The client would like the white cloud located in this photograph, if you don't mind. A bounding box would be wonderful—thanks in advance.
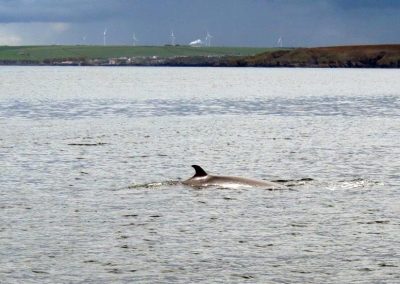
[0,22,75,45]
[0,25,23,45]
[50,22,70,33]
[0,33,22,45]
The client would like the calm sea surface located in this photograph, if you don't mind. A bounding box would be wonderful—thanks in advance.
[1,67,400,283]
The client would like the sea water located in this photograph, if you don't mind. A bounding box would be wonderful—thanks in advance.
[1,66,399,283]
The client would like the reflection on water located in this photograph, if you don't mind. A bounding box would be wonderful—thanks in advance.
[1,67,400,283]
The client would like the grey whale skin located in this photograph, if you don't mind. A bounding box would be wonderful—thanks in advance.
[182,165,287,189]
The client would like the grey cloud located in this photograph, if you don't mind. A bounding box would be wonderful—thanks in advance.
[0,0,399,46]
[0,0,133,23]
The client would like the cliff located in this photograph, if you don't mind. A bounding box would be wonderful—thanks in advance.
[235,45,400,68]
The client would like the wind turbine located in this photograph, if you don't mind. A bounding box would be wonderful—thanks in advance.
[205,31,213,47]
[277,36,283,48]
[132,33,138,46]
[82,35,87,45]
[103,28,107,46]
[170,30,176,46]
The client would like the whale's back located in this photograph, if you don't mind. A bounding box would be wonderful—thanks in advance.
[207,175,286,189]
[182,165,287,189]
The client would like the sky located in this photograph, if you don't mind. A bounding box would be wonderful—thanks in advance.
[0,0,399,47]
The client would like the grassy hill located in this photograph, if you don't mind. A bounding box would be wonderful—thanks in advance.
[240,44,400,67]
[0,45,278,62]
[2,44,399,67]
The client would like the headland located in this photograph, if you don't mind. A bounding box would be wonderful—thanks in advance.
[0,44,399,68]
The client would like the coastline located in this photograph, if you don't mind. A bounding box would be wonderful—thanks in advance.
[1,44,399,68]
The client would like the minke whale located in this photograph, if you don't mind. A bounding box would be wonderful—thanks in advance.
[182,165,287,189]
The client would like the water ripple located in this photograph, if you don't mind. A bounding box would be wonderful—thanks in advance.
[2,68,400,283]
[1,96,399,119]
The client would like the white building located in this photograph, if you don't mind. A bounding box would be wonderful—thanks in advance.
[189,39,204,47]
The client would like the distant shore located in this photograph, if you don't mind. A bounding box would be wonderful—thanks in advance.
[1,44,399,68]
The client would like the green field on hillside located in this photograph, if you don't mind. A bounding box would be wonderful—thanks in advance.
[0,45,279,62]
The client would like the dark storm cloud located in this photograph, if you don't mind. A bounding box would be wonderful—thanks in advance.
[0,0,399,46]
[334,0,400,10]
[0,0,133,23]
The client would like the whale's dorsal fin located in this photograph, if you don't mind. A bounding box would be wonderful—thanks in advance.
[192,165,208,177]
